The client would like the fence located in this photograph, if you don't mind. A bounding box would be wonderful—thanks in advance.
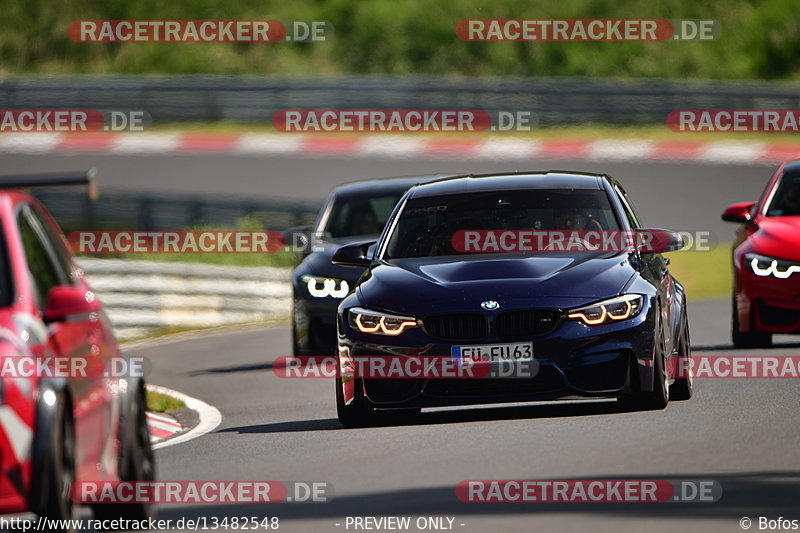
[3,75,800,125]
[32,189,319,232]
[80,258,291,340]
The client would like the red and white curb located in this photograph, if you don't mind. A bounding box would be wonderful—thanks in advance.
[145,384,222,450]
[1,132,798,165]
[147,411,182,443]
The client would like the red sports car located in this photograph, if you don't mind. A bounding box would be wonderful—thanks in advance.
[723,160,800,348]
[0,172,154,530]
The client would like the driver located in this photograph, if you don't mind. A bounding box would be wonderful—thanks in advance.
[554,208,603,231]
[348,202,382,235]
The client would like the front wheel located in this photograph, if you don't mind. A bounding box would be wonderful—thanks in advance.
[291,321,305,357]
[41,396,77,533]
[93,384,156,524]
[291,289,307,357]
[335,375,376,427]
[670,304,693,401]
[618,307,669,411]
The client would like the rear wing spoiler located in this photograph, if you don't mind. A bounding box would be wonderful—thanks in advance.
[0,168,98,199]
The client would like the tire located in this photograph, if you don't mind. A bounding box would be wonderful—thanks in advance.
[618,306,669,411]
[291,321,305,357]
[335,375,376,427]
[42,396,77,533]
[670,303,693,401]
[732,296,772,348]
[291,289,306,357]
[93,384,156,525]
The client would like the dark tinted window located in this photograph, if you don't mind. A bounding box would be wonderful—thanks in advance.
[384,189,620,258]
[18,208,68,310]
[29,205,74,283]
[323,193,403,238]
[0,225,13,308]
[766,172,800,216]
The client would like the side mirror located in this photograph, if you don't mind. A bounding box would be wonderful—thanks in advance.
[332,241,376,267]
[636,229,685,254]
[722,202,756,223]
[43,286,101,323]
[281,225,312,251]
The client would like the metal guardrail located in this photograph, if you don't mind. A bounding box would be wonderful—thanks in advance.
[3,75,800,125]
[80,258,291,340]
[32,189,319,232]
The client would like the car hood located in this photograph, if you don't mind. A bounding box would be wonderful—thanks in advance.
[751,216,800,262]
[358,253,638,315]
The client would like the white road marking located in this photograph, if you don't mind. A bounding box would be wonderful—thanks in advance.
[110,133,181,153]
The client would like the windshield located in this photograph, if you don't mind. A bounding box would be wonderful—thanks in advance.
[765,172,800,216]
[321,192,403,239]
[383,189,620,258]
[0,224,11,308]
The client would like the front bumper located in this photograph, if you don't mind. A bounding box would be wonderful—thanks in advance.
[339,304,658,409]
[736,264,800,334]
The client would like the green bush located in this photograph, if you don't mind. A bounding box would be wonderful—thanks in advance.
[1,0,798,79]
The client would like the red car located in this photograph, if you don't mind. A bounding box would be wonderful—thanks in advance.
[0,172,154,530]
[723,160,800,348]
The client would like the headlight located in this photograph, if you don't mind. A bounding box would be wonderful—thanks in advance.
[348,307,417,336]
[746,253,800,279]
[302,275,349,298]
[567,294,643,326]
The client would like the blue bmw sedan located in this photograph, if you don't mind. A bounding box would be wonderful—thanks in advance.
[332,171,693,426]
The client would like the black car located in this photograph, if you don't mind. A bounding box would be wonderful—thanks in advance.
[290,174,458,356]
[332,171,693,426]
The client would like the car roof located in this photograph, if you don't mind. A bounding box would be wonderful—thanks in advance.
[407,171,606,199]
[0,189,37,206]
[782,160,800,175]
[331,173,465,197]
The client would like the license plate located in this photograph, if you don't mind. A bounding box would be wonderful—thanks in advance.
[452,342,533,365]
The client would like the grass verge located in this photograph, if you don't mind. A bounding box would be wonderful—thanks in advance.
[667,245,731,301]
[145,390,186,413]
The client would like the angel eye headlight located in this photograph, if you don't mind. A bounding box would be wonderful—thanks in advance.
[302,275,349,298]
[567,294,643,326]
[745,253,800,279]
[349,307,417,336]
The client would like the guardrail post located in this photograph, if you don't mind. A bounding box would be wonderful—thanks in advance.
[140,196,154,231]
